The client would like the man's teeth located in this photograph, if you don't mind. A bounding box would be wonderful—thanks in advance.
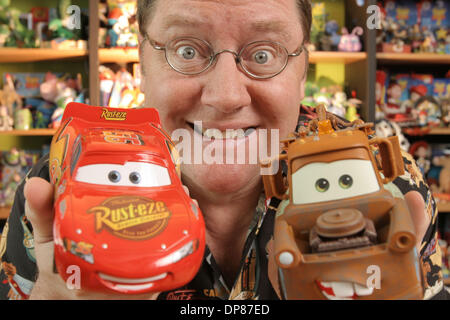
[200,127,256,139]
[318,281,374,300]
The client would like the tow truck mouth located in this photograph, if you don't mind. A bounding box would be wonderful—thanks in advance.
[98,272,168,292]
[186,122,257,139]
[316,280,374,300]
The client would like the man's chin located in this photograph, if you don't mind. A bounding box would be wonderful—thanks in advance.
[182,162,262,195]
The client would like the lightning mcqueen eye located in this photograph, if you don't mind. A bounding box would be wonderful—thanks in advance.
[108,170,121,183]
[129,172,141,184]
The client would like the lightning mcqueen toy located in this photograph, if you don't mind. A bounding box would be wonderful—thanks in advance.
[49,102,205,294]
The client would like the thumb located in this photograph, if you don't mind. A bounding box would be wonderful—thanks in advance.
[24,177,55,245]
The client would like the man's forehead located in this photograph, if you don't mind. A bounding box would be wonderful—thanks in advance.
[151,0,300,40]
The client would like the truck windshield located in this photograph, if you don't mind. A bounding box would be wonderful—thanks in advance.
[291,159,380,205]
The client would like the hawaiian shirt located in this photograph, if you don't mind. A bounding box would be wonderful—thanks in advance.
[0,105,447,300]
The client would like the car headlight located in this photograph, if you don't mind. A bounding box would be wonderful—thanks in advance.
[156,240,198,267]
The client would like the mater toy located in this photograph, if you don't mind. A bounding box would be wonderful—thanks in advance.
[261,105,423,300]
[49,102,205,294]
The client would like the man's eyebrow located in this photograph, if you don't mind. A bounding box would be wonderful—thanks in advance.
[161,15,292,42]
[161,14,210,30]
[250,20,292,42]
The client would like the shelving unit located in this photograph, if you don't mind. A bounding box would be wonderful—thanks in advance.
[0,207,10,220]
[0,48,88,63]
[99,48,139,64]
[376,53,450,65]
[309,51,367,64]
[0,129,56,136]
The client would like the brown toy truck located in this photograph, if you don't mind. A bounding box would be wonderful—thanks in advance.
[261,106,424,300]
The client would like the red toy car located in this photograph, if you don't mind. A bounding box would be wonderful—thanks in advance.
[49,102,205,294]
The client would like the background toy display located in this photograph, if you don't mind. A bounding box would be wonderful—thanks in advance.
[301,77,363,122]
[99,0,138,49]
[377,0,449,54]
[309,2,364,52]
[0,147,43,207]
[0,0,88,49]
[376,70,449,130]
[0,71,86,131]
[99,64,144,108]
[374,118,411,152]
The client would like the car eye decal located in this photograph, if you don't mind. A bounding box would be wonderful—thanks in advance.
[108,170,121,183]
[129,172,141,184]
[75,162,171,187]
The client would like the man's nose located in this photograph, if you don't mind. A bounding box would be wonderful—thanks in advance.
[200,51,252,114]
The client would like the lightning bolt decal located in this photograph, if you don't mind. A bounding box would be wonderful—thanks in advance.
[49,118,72,186]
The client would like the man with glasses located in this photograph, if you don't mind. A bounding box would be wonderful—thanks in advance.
[0,0,446,300]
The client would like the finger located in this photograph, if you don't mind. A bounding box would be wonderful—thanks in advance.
[24,177,55,245]
[182,185,190,196]
[404,190,429,250]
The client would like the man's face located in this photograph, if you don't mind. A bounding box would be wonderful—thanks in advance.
[140,0,306,196]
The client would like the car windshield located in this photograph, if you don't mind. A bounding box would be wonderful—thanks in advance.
[291,159,380,205]
[75,161,172,187]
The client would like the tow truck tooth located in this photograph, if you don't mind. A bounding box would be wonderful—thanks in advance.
[353,283,374,296]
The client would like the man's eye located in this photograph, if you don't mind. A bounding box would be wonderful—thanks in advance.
[177,46,196,60]
[253,50,271,64]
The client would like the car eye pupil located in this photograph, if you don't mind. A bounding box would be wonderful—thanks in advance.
[129,172,141,184]
[108,170,121,183]
[315,178,329,192]
[339,174,353,189]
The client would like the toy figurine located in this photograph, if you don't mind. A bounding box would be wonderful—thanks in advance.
[410,24,424,53]
[414,96,442,127]
[49,102,205,294]
[0,105,13,131]
[374,119,410,152]
[13,106,32,130]
[409,141,431,176]
[338,26,363,52]
[261,105,423,300]
[345,91,362,122]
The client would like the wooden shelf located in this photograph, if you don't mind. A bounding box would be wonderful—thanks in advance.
[99,48,139,64]
[437,202,450,213]
[97,49,368,65]
[444,278,450,287]
[427,127,450,136]
[0,206,10,220]
[0,48,88,63]
[376,53,450,65]
[0,129,56,136]
[309,51,367,64]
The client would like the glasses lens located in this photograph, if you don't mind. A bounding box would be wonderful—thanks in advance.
[240,41,289,78]
[166,38,213,74]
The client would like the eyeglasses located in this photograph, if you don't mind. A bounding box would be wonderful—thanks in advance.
[145,35,307,79]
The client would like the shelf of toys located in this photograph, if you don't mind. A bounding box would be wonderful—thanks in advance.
[374,1,450,282]
[305,0,376,122]
[0,48,88,63]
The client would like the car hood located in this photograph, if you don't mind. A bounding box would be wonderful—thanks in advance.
[66,184,195,256]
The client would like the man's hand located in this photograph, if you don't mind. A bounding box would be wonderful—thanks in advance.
[24,177,160,300]
[404,190,430,252]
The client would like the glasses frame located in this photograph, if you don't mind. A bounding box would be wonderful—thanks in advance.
[145,35,307,80]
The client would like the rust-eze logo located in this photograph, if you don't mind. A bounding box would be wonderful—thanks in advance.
[87,196,171,240]
[100,108,127,121]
